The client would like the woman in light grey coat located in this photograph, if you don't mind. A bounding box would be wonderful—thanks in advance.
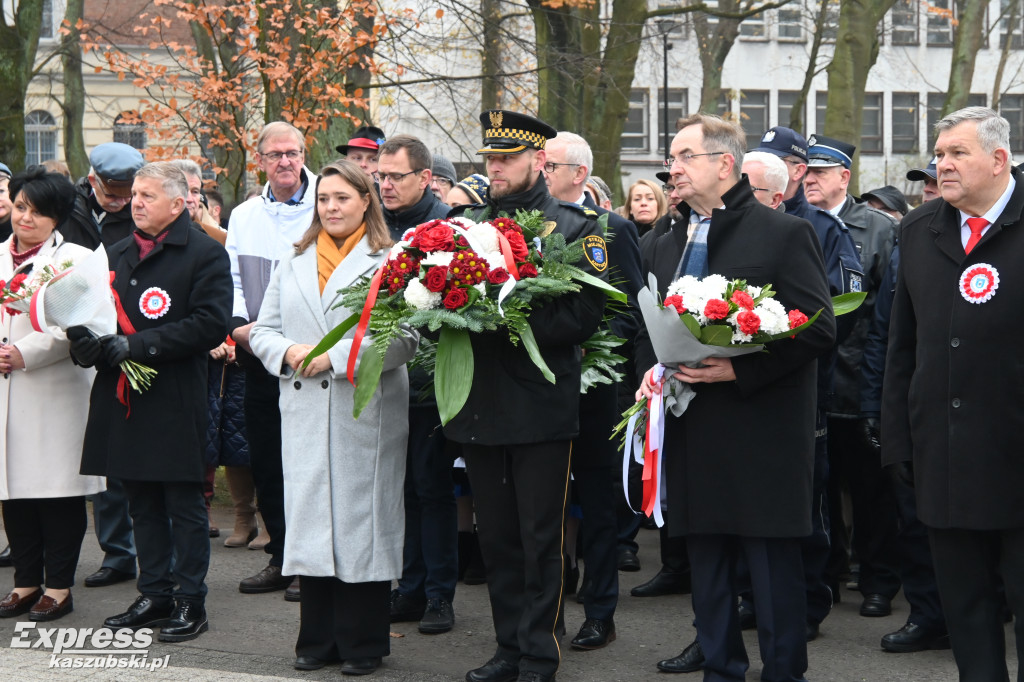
[250,160,416,676]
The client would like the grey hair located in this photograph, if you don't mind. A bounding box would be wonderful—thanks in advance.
[742,152,789,194]
[935,106,1011,155]
[676,113,746,182]
[134,162,188,201]
[589,175,612,202]
[256,121,305,154]
[169,158,202,180]
[552,131,593,184]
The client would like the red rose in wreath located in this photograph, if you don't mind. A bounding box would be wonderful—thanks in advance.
[518,262,538,279]
[443,286,469,310]
[417,225,456,252]
[424,266,449,293]
[487,267,510,284]
[505,232,529,261]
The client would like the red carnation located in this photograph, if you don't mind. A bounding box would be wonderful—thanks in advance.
[704,299,729,320]
[8,273,27,293]
[730,290,755,311]
[417,225,456,252]
[737,310,761,336]
[663,294,687,314]
[505,232,529,261]
[788,309,809,329]
[0,280,6,291]
[424,266,448,293]
[443,286,469,310]
[518,262,538,279]
[487,267,510,284]
[4,306,20,316]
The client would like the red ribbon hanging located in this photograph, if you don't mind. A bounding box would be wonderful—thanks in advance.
[494,231,521,281]
[108,271,138,417]
[346,266,385,386]
[641,414,659,519]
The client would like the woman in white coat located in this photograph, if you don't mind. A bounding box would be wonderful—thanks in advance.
[250,160,416,676]
[0,167,104,622]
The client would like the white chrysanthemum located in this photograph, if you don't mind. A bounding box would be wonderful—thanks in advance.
[746,284,762,298]
[666,275,699,298]
[483,253,506,270]
[404,278,442,310]
[755,298,789,335]
[448,216,476,230]
[474,282,487,295]
[389,242,409,259]
[701,274,729,296]
[466,223,500,254]
[422,251,454,267]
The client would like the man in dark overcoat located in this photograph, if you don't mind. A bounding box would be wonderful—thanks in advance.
[636,114,835,681]
[74,162,232,642]
[883,106,1024,681]
[447,110,609,682]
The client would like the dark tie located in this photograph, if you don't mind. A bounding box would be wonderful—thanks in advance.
[965,217,988,254]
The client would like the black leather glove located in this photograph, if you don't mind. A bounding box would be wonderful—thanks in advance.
[67,326,101,367]
[99,334,131,366]
[861,416,881,456]
[888,461,915,489]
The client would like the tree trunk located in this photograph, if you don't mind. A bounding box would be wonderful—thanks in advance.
[788,0,831,132]
[695,0,743,115]
[60,0,88,178]
[0,0,45,168]
[992,0,1021,111]
[942,0,988,116]
[824,0,896,193]
[481,0,502,111]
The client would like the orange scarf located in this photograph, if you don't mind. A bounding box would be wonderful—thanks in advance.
[317,223,366,294]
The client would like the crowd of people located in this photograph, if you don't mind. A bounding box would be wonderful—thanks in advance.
[0,104,1019,682]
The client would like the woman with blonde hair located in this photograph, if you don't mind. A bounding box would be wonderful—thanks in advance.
[625,178,668,237]
[250,160,417,676]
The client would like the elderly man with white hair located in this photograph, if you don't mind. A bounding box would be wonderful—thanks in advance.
[742,151,789,210]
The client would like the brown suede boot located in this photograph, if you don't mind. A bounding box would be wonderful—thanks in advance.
[223,466,258,548]
[248,513,271,550]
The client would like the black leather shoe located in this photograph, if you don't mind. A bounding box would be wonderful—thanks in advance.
[737,602,756,630]
[517,672,554,682]
[84,567,136,588]
[0,545,11,567]
[630,569,690,597]
[806,621,820,642]
[657,639,704,673]
[419,597,454,633]
[571,618,616,650]
[104,595,174,629]
[881,622,950,652]
[341,657,381,676]
[466,656,519,682]
[390,589,426,623]
[860,593,892,617]
[238,564,292,593]
[284,576,301,602]
[617,548,640,572]
[158,600,208,642]
[294,655,329,671]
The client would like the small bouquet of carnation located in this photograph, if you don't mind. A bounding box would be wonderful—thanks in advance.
[0,249,157,393]
[612,273,864,526]
[303,210,625,423]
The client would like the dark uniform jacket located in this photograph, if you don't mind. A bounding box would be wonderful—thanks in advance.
[445,176,608,446]
[81,210,232,483]
[382,188,449,242]
[60,177,137,249]
[832,195,897,416]
[636,178,836,537]
[883,170,1024,530]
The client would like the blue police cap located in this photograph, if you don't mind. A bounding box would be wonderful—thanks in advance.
[751,127,808,162]
[906,156,937,182]
[807,134,855,169]
[89,142,145,197]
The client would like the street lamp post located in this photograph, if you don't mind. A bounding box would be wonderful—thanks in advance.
[657,20,680,160]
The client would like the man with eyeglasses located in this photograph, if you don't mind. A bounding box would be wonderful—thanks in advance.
[376,134,459,637]
[449,110,609,682]
[638,114,834,680]
[544,131,643,653]
[227,121,316,603]
[803,134,901,627]
[741,151,788,210]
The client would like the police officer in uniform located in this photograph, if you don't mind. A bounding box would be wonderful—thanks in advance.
[803,134,900,619]
[448,110,609,682]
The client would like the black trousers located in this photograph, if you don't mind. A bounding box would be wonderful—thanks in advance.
[296,576,390,661]
[689,534,807,682]
[928,527,1024,682]
[892,477,944,631]
[2,496,87,589]
[122,480,209,604]
[244,370,286,567]
[463,441,571,678]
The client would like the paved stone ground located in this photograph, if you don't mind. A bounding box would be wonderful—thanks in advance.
[0,508,1017,681]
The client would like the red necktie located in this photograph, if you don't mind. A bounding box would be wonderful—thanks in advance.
[965,217,988,254]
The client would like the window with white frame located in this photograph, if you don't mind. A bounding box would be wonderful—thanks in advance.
[1001,0,1024,49]
[861,93,883,154]
[821,0,841,43]
[1000,95,1024,152]
[25,110,57,166]
[778,4,804,41]
[891,0,919,45]
[927,0,954,45]
[891,93,919,154]
[40,0,54,40]
[777,90,804,129]
[740,12,767,39]
[927,93,987,146]
[814,91,827,135]
[740,91,770,148]
[621,89,649,152]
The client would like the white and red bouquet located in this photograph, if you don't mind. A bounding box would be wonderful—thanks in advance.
[304,210,625,423]
[613,273,864,526]
[0,249,157,393]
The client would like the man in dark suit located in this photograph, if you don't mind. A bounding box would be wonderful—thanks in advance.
[883,106,1024,681]
[544,131,644,651]
[637,114,835,680]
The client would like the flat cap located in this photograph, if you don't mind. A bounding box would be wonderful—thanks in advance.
[90,142,145,197]
[861,185,909,216]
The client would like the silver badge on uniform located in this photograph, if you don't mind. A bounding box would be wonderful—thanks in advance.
[849,273,863,293]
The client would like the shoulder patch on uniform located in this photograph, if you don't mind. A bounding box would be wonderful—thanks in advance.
[560,201,597,217]
[583,235,608,272]
[849,272,863,292]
